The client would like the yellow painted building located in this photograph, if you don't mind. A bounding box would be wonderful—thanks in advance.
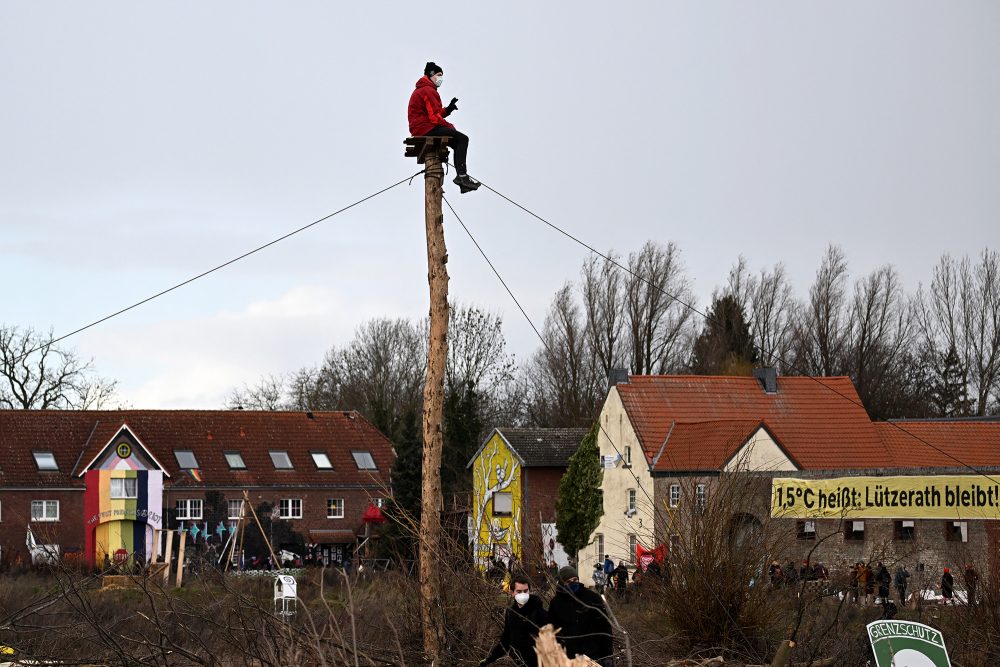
[469,430,523,569]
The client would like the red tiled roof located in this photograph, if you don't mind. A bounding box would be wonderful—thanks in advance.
[618,375,889,470]
[0,410,394,489]
[649,419,765,471]
[875,421,1000,469]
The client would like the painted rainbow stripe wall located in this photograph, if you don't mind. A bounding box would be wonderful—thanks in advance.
[83,469,163,567]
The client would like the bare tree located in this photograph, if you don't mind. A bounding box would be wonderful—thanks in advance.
[226,374,287,410]
[844,265,916,419]
[582,251,627,381]
[0,325,117,409]
[915,249,1000,415]
[528,283,602,427]
[792,245,850,376]
[624,241,696,375]
[724,257,798,370]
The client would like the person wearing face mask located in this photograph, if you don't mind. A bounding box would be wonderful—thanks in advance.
[407,61,480,193]
[480,574,549,667]
[547,566,614,666]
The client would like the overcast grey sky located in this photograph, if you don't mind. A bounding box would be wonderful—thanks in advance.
[2,1,998,408]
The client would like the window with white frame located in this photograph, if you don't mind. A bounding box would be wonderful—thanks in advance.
[628,534,637,563]
[845,520,865,541]
[327,498,344,518]
[31,500,59,522]
[175,499,203,520]
[797,520,817,540]
[279,498,303,519]
[227,499,244,520]
[595,533,604,558]
[493,492,513,516]
[695,483,706,508]
[33,451,58,471]
[945,521,968,542]
[669,483,680,508]
[627,488,637,513]
[311,452,333,469]
[110,478,138,499]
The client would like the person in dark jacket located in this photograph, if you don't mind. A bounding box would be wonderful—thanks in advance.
[480,574,549,667]
[612,561,629,597]
[876,563,891,603]
[407,61,480,193]
[548,566,614,666]
[894,565,910,606]
[941,567,955,602]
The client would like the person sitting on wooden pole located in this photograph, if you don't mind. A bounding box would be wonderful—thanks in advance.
[408,61,480,193]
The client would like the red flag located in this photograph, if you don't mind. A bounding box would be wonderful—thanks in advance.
[636,543,667,571]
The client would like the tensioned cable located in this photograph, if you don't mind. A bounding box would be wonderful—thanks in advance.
[467,172,1000,487]
[443,195,771,663]
[7,171,424,366]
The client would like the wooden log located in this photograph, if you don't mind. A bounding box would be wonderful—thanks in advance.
[534,625,600,667]
[418,145,448,662]
[163,530,174,586]
[175,531,187,587]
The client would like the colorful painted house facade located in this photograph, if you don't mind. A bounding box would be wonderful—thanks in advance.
[0,410,394,569]
[468,427,586,570]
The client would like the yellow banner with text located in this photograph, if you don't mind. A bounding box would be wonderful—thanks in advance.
[771,476,1000,519]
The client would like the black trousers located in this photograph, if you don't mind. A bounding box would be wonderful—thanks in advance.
[426,125,469,175]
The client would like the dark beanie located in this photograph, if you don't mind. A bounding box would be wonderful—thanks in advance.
[558,566,578,582]
[424,62,443,77]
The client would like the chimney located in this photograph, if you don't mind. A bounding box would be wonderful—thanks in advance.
[753,367,778,394]
[608,367,630,389]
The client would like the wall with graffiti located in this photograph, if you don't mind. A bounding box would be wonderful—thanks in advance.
[470,432,522,570]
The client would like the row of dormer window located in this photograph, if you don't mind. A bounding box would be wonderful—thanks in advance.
[29,449,378,472]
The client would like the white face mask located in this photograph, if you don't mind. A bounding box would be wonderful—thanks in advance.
[514,592,530,605]
[433,75,443,87]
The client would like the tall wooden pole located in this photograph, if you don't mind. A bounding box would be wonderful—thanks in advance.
[420,149,448,663]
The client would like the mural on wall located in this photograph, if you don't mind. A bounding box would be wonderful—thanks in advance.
[541,523,570,568]
[82,428,165,567]
[471,433,522,569]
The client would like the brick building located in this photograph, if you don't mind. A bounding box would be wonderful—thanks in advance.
[578,370,1000,585]
[0,410,393,568]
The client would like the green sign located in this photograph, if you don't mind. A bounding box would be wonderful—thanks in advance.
[867,620,952,667]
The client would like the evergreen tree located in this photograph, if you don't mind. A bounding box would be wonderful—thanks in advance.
[690,294,757,375]
[376,408,422,560]
[442,381,484,502]
[929,344,974,417]
[555,423,604,563]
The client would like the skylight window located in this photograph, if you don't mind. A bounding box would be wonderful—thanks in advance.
[174,450,199,469]
[311,452,333,469]
[269,451,293,469]
[33,451,58,471]
[225,452,246,469]
[352,451,377,470]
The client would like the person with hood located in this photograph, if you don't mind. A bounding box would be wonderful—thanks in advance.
[548,566,614,667]
[940,567,955,603]
[612,560,629,597]
[894,565,910,606]
[480,574,549,667]
[407,61,480,193]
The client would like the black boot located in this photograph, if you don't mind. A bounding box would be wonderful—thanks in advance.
[453,174,481,193]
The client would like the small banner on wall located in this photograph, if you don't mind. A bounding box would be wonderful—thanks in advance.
[867,620,952,667]
[771,476,1000,519]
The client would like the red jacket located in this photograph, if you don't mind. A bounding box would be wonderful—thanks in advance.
[408,76,454,136]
